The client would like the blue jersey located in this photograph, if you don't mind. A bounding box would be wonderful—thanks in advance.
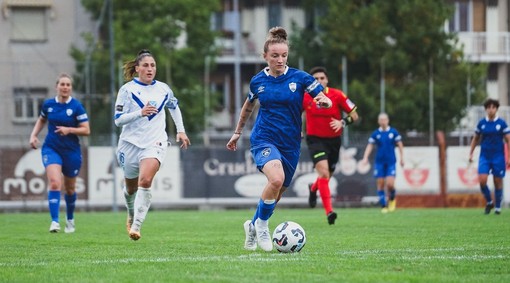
[248,66,323,151]
[368,126,402,164]
[40,96,89,151]
[475,117,510,159]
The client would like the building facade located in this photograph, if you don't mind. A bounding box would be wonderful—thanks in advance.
[0,0,94,147]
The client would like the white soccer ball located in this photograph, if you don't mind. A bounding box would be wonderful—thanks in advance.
[272,221,306,253]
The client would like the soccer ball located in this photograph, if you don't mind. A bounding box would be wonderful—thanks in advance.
[272,221,306,253]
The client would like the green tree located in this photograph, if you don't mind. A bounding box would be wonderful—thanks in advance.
[71,0,220,144]
[290,0,486,133]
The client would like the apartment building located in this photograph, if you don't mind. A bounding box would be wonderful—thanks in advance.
[449,0,510,131]
[207,0,306,135]
[0,0,94,147]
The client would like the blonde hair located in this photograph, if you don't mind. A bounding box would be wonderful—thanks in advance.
[122,49,154,81]
[263,26,289,53]
[56,73,73,85]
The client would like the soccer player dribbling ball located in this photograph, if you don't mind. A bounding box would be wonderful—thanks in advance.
[226,27,332,252]
[303,66,358,225]
[30,73,90,233]
[115,49,190,241]
[468,98,510,215]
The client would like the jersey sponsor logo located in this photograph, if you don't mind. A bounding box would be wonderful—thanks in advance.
[288,82,297,92]
[116,105,123,111]
[48,107,53,113]
[257,86,265,94]
[66,109,73,116]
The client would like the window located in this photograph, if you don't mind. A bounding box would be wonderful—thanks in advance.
[10,7,48,42]
[268,1,282,28]
[13,88,47,122]
[448,1,471,32]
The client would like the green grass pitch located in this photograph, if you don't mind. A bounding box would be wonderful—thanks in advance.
[1,208,509,282]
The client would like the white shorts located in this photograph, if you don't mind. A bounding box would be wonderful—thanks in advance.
[116,140,168,179]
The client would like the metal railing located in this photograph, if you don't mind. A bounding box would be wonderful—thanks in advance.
[457,32,510,62]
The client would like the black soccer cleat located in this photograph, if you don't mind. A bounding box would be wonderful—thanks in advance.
[327,212,337,225]
[308,184,317,208]
[495,210,501,215]
[484,203,494,215]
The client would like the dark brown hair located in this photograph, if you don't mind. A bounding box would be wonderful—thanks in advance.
[483,98,500,109]
[122,49,154,81]
[309,66,328,78]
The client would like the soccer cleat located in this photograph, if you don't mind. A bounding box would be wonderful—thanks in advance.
[243,220,257,251]
[49,221,60,233]
[308,183,317,208]
[129,229,141,241]
[126,215,133,233]
[327,211,337,225]
[484,203,494,215]
[388,199,397,212]
[495,209,501,215]
[254,219,273,252]
[64,219,75,233]
[381,207,389,214]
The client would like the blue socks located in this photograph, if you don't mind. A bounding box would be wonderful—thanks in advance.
[480,185,492,203]
[377,190,387,207]
[252,199,277,223]
[389,189,396,201]
[495,189,503,209]
[48,191,61,222]
[65,192,77,220]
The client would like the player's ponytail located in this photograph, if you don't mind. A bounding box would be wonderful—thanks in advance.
[122,49,154,82]
[263,26,289,53]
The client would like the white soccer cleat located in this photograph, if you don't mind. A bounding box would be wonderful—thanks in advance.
[243,220,257,251]
[49,221,60,233]
[255,218,273,252]
[65,219,75,233]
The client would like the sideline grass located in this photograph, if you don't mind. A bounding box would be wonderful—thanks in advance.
[1,208,509,282]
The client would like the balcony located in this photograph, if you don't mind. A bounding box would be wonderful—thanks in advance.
[214,32,265,64]
[457,32,510,62]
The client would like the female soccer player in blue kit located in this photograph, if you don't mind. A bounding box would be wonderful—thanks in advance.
[361,113,404,213]
[226,27,332,252]
[30,73,90,233]
[469,98,510,215]
[115,49,190,241]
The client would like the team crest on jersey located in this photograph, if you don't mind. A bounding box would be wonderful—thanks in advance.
[262,147,271,157]
[66,109,73,116]
[389,133,394,139]
[496,124,501,131]
[288,82,297,92]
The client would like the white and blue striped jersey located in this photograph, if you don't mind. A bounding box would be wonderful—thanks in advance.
[40,96,88,151]
[114,78,184,148]
[248,66,323,151]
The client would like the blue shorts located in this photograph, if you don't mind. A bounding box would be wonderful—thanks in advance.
[478,155,506,178]
[251,143,300,187]
[374,163,396,178]
[41,145,82,177]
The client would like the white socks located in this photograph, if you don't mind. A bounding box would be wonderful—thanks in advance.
[131,188,152,232]
[123,187,135,219]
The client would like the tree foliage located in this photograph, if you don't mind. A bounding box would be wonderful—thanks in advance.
[290,0,487,133]
[71,0,220,143]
